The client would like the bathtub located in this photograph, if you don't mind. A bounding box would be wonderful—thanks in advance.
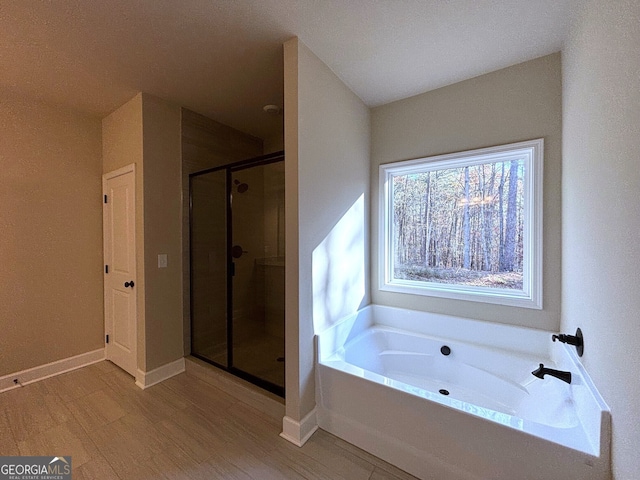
[315,305,611,480]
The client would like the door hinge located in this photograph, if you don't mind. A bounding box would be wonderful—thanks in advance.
[105,265,109,274]
[104,194,107,204]
[106,334,109,344]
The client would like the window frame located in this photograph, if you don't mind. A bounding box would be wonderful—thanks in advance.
[379,139,544,309]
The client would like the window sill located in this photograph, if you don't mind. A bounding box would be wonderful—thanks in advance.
[380,280,542,310]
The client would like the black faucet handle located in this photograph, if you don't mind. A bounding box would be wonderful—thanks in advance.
[552,333,577,345]
[551,328,584,357]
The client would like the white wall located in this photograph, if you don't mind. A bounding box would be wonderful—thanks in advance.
[562,1,640,478]
[103,93,184,374]
[371,54,562,332]
[141,94,183,371]
[0,91,103,376]
[283,37,370,433]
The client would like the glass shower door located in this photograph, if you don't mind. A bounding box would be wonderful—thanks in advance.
[190,170,228,368]
[230,160,285,394]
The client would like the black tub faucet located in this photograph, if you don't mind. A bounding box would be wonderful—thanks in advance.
[531,364,572,384]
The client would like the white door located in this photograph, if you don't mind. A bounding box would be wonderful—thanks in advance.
[103,165,137,376]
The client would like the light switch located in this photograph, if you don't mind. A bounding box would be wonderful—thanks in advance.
[158,254,168,268]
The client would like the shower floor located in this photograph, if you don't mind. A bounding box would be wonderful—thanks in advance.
[197,332,285,390]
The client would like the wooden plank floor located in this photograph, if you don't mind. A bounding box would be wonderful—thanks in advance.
[0,361,418,480]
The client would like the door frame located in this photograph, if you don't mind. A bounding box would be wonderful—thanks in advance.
[188,151,285,397]
[103,163,138,377]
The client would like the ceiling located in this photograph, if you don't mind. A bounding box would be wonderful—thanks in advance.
[0,1,573,141]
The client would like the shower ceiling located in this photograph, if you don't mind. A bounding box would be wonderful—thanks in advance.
[0,1,573,140]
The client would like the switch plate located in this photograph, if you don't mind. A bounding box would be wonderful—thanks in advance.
[158,254,168,268]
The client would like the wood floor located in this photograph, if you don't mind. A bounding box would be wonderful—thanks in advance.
[0,360,418,480]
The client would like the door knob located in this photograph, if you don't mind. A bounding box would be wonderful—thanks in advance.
[124,281,135,288]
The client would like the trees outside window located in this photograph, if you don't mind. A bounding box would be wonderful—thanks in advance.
[380,139,543,309]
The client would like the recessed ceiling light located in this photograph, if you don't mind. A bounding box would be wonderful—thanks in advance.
[263,104,281,115]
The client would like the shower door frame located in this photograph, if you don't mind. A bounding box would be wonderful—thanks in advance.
[189,151,285,397]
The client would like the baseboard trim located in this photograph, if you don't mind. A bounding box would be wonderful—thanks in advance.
[0,348,105,394]
[135,357,185,390]
[280,407,319,446]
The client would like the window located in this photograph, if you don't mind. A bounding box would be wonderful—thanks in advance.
[379,139,543,309]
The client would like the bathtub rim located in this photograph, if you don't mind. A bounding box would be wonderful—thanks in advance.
[317,304,562,362]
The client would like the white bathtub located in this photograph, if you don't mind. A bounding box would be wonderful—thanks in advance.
[316,305,611,480]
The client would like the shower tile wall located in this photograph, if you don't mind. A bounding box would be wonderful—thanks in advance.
[181,108,263,355]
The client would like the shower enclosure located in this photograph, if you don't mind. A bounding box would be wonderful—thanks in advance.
[190,152,285,396]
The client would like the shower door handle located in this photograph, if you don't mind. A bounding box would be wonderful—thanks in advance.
[231,245,248,258]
